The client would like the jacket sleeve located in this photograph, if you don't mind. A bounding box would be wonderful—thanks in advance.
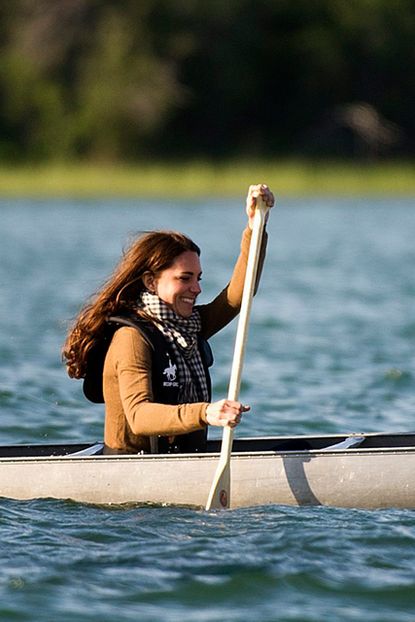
[103,327,208,436]
[198,225,268,339]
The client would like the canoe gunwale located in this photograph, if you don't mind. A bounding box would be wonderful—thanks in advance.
[2,431,415,463]
[1,444,415,464]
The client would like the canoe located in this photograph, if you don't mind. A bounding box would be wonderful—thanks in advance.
[1,432,415,509]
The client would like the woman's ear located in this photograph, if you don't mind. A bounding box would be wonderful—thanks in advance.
[142,272,156,293]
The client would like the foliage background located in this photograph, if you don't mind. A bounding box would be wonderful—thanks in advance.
[0,0,414,164]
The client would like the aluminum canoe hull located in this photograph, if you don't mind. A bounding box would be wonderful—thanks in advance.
[1,433,415,509]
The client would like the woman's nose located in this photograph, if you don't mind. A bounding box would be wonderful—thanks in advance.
[190,281,202,294]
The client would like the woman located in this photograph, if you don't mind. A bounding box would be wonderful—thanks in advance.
[63,184,274,454]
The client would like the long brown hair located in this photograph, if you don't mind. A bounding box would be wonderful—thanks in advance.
[63,230,200,379]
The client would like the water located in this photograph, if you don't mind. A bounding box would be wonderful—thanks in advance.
[1,196,415,621]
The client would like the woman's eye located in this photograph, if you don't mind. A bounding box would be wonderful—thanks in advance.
[178,275,202,282]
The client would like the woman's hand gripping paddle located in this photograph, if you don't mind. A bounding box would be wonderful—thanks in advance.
[205,196,269,510]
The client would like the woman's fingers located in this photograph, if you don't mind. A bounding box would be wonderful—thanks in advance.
[246,183,275,223]
[220,399,250,415]
[205,399,250,428]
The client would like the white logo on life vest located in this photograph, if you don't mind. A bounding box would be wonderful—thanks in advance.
[163,357,178,385]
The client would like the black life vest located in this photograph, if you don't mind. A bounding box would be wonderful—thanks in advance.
[83,314,213,453]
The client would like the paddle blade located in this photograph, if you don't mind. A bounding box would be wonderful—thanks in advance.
[205,458,231,510]
[205,427,233,510]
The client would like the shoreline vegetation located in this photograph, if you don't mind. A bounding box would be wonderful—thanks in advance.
[0,160,414,199]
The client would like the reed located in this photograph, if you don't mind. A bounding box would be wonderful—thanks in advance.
[0,160,414,198]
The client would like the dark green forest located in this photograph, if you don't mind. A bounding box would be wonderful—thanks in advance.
[0,0,414,163]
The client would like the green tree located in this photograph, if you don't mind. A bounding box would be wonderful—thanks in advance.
[0,0,413,161]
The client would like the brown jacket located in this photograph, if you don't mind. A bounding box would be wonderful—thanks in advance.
[103,226,267,453]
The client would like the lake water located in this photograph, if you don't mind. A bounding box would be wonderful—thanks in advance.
[1,195,415,621]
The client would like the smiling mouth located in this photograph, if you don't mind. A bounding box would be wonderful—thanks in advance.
[182,297,195,304]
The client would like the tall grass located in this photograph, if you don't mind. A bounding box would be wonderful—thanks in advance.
[0,160,414,198]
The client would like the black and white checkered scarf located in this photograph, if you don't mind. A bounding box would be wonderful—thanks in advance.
[139,291,209,403]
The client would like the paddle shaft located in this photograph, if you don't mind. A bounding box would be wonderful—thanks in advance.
[205,198,268,510]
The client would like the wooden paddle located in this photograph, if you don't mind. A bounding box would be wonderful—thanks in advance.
[205,195,269,510]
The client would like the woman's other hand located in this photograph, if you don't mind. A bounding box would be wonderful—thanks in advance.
[205,399,250,428]
[246,183,275,229]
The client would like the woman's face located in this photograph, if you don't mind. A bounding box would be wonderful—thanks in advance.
[152,251,202,317]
